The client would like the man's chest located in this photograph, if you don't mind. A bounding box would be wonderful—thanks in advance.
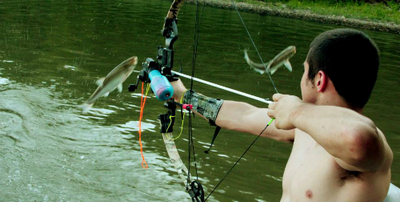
[280,130,389,202]
[281,131,341,201]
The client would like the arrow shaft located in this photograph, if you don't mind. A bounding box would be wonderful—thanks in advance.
[171,70,272,104]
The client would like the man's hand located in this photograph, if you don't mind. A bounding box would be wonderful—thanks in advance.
[267,94,304,130]
[170,79,187,103]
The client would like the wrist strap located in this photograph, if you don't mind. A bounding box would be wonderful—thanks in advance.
[183,90,224,123]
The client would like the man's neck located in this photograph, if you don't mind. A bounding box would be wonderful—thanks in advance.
[316,93,363,114]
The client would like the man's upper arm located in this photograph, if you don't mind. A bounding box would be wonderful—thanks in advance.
[334,128,392,173]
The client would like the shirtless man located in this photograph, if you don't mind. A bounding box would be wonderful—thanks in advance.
[170,28,393,201]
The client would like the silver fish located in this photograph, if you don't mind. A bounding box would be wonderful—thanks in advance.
[81,56,138,113]
[244,46,296,75]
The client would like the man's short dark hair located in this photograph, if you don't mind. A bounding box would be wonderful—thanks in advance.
[307,28,380,109]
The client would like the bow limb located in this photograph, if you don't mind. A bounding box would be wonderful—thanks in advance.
[166,0,184,19]
[158,101,191,188]
[162,133,190,187]
[163,0,185,30]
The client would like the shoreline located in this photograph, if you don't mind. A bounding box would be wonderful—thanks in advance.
[186,0,400,34]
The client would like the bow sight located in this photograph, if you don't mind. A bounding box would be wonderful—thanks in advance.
[128,17,179,100]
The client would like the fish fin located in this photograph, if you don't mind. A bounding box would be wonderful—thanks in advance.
[253,68,266,74]
[96,77,106,86]
[103,92,110,97]
[270,60,291,75]
[270,66,279,75]
[284,60,293,72]
[79,102,93,114]
[117,83,123,93]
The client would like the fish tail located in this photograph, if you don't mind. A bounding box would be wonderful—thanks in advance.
[79,102,93,114]
[244,49,269,74]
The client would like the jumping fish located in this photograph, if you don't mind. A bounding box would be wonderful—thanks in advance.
[244,46,296,75]
[81,56,138,113]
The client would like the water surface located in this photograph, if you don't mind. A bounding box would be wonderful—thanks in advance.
[0,0,399,201]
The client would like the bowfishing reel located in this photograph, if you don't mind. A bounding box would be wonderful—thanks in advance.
[128,18,179,101]
[128,57,177,101]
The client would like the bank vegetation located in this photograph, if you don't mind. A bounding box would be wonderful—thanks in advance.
[186,0,400,34]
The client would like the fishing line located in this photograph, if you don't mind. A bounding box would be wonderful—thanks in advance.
[230,0,279,94]
[166,114,186,141]
[139,82,151,169]
[166,91,190,141]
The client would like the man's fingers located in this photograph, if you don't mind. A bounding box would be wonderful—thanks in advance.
[268,102,276,109]
[272,93,283,102]
[267,109,275,118]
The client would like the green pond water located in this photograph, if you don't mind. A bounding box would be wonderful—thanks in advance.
[0,0,399,201]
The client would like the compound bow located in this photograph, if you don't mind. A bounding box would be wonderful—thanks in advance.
[129,0,280,201]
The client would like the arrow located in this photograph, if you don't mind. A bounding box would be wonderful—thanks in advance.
[171,70,273,104]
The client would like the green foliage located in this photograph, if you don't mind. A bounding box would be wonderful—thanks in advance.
[260,0,400,2]
[387,0,400,10]
[248,0,400,24]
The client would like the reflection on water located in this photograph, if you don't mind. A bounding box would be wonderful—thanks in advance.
[0,0,399,202]
[63,65,77,71]
[81,108,116,119]
[0,77,10,85]
[117,120,157,133]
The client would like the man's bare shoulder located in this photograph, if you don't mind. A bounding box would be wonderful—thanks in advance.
[329,127,392,201]
[376,127,393,172]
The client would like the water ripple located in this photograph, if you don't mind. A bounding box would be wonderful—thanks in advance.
[116,120,157,133]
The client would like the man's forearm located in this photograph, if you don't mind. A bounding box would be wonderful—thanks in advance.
[182,93,294,142]
[216,101,294,142]
[171,80,294,142]
[216,101,269,132]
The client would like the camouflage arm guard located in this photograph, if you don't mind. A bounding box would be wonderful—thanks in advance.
[182,90,224,124]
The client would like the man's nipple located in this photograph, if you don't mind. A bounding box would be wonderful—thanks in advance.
[306,190,313,198]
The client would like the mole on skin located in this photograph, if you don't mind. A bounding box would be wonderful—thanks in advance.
[306,190,313,198]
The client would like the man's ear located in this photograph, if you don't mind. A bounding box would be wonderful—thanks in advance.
[315,70,327,92]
